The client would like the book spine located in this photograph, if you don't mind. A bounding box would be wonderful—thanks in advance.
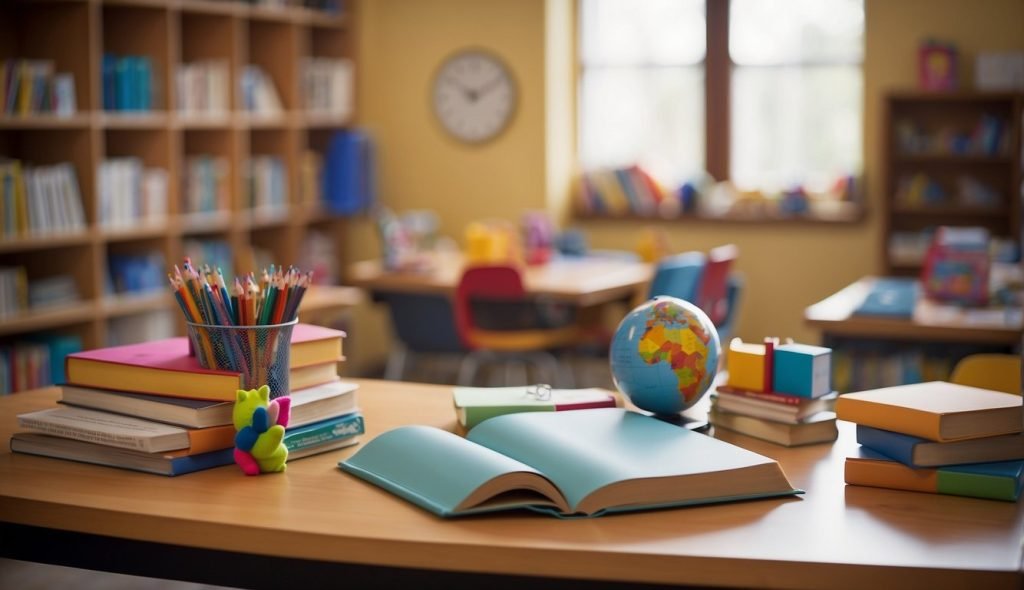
[17,415,153,452]
[285,414,364,452]
[855,425,918,467]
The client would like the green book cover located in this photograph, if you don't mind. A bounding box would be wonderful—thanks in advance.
[937,462,1024,502]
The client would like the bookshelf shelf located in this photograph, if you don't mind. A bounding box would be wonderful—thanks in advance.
[882,91,1023,275]
[1,0,358,383]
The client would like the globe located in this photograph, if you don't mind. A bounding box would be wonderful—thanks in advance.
[609,296,721,416]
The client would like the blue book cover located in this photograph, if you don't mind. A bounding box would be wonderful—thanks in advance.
[339,408,800,518]
[853,277,919,318]
[856,424,1024,468]
[102,54,117,111]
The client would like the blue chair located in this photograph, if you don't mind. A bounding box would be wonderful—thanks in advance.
[378,292,466,382]
[648,251,706,301]
[716,274,744,344]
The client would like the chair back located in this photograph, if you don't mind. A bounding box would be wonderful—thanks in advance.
[696,244,738,326]
[378,292,464,353]
[715,273,744,343]
[648,251,706,302]
[950,353,1021,395]
[454,265,527,349]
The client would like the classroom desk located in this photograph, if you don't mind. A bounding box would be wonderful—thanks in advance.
[804,276,1022,345]
[2,380,1023,590]
[348,251,652,308]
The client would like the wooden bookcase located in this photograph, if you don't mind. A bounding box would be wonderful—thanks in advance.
[881,91,1023,275]
[0,0,357,365]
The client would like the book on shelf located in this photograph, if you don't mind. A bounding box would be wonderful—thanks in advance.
[845,447,1024,502]
[240,65,282,115]
[64,324,345,401]
[245,156,289,213]
[855,425,1024,468]
[835,381,1022,442]
[0,159,86,239]
[339,408,800,518]
[852,277,919,319]
[2,59,76,116]
[176,60,229,115]
[709,409,838,447]
[102,54,154,112]
[98,158,168,228]
[9,432,234,477]
[712,386,836,424]
[301,57,353,118]
[60,378,357,429]
[452,385,619,429]
[17,405,235,454]
[286,411,364,459]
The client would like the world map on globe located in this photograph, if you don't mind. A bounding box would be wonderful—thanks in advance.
[610,297,720,415]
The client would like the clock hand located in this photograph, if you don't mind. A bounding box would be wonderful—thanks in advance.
[444,77,478,102]
[475,75,506,96]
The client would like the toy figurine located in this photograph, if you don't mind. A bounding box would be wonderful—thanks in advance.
[233,385,291,475]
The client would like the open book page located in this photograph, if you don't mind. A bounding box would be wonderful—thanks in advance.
[340,425,567,516]
[468,408,798,515]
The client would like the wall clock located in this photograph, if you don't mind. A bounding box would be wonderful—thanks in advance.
[431,48,517,144]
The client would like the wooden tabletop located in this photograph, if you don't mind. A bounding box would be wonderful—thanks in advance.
[804,276,1023,344]
[1,380,1022,589]
[347,251,652,307]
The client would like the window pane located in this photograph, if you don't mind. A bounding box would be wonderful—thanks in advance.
[579,67,705,186]
[730,66,862,192]
[581,0,706,66]
[730,0,864,65]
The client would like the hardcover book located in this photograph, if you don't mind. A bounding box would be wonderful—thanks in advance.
[17,405,234,453]
[286,412,364,459]
[65,328,342,401]
[9,432,234,476]
[339,408,800,518]
[713,387,835,424]
[845,447,1024,502]
[709,409,838,447]
[452,385,618,429]
[835,381,1022,442]
[58,379,358,429]
[855,425,1024,468]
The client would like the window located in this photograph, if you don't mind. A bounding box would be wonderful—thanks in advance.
[578,0,864,203]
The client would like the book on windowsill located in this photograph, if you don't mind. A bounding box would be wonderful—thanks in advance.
[58,379,358,429]
[9,432,234,476]
[855,425,1024,468]
[339,408,801,518]
[709,408,838,447]
[65,326,344,401]
[452,385,619,429]
[286,411,364,459]
[16,405,235,453]
[835,381,1022,442]
[844,446,1024,502]
[712,386,837,424]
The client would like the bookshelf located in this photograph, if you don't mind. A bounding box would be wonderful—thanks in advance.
[0,0,357,391]
[882,91,1023,274]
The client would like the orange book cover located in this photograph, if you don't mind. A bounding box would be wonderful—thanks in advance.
[185,423,236,455]
[845,453,937,493]
[835,381,1022,442]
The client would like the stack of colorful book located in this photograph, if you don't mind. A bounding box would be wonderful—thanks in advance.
[10,323,364,476]
[837,381,1024,502]
[709,338,838,447]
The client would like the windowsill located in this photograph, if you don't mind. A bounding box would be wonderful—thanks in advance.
[573,203,866,225]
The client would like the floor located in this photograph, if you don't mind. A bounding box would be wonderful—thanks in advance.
[0,559,238,589]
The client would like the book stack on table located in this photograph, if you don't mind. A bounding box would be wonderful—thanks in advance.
[10,324,364,476]
[837,381,1024,502]
[709,338,838,447]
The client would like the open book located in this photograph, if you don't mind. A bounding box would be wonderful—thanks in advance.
[339,408,800,518]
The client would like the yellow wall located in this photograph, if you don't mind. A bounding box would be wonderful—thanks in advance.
[344,0,1024,374]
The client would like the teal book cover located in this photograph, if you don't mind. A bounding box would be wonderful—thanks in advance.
[339,408,801,518]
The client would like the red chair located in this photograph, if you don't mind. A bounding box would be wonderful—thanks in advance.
[453,264,580,386]
[695,244,738,326]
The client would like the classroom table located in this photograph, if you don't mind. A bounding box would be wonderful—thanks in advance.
[804,275,1022,345]
[1,380,1022,590]
[347,251,653,308]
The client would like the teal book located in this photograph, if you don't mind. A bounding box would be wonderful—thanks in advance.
[285,412,364,459]
[339,408,801,518]
[845,447,1024,502]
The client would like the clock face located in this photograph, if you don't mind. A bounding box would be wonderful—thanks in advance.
[432,49,516,144]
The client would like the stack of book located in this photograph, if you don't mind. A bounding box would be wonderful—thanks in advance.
[709,338,839,447]
[10,323,365,476]
[837,381,1024,502]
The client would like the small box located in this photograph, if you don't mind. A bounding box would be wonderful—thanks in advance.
[773,344,831,399]
[726,340,768,392]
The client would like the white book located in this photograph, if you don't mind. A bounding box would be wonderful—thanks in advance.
[18,406,192,453]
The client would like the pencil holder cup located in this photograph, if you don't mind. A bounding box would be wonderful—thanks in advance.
[186,319,297,399]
